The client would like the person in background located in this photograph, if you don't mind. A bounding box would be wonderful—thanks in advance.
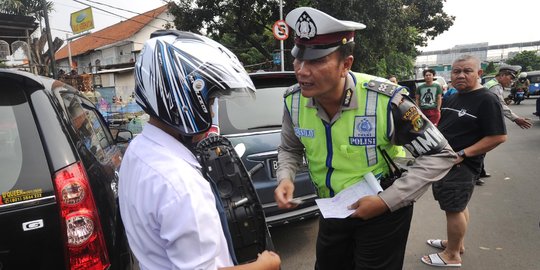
[416,69,443,126]
[422,54,507,268]
[442,83,457,101]
[119,30,280,270]
[507,72,530,104]
[388,74,398,84]
[480,65,532,185]
[274,7,456,270]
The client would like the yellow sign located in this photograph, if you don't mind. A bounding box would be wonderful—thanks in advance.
[70,7,94,34]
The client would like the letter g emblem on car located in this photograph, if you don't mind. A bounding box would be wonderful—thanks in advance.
[22,219,44,231]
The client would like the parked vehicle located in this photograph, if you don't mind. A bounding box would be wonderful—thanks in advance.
[218,71,319,227]
[433,76,448,91]
[397,78,425,99]
[0,70,134,269]
[525,70,540,97]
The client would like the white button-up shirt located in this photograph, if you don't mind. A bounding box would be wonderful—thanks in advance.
[119,123,233,270]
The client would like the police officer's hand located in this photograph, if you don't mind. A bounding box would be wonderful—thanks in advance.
[514,117,532,129]
[274,179,297,209]
[348,195,389,220]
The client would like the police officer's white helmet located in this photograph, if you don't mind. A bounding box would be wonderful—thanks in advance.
[519,72,528,79]
[134,30,255,136]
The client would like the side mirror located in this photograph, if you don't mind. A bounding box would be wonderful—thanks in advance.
[115,129,133,143]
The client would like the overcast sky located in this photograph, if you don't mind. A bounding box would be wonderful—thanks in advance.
[49,0,540,51]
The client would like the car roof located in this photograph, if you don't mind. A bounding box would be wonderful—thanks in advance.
[525,70,540,76]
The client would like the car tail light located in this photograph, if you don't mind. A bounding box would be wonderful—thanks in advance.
[53,162,110,270]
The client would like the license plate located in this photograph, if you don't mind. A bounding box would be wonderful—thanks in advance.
[269,157,309,179]
[269,158,278,179]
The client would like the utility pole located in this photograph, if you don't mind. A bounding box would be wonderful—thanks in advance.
[41,0,57,78]
[279,0,284,71]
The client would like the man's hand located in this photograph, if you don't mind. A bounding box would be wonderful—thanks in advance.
[348,195,389,220]
[254,251,281,270]
[514,117,532,129]
[274,179,297,209]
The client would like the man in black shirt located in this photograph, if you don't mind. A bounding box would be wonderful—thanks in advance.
[421,55,507,268]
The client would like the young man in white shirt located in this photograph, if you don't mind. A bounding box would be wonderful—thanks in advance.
[119,30,280,270]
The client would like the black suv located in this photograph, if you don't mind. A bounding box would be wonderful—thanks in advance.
[0,70,134,269]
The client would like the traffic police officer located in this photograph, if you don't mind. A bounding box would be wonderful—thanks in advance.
[274,7,457,270]
[484,65,531,129]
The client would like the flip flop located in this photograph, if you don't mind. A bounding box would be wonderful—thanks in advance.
[421,253,462,267]
[427,239,464,254]
[427,239,445,249]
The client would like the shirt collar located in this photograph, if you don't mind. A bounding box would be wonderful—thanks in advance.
[140,123,201,168]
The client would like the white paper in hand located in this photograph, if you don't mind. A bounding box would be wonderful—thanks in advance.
[315,172,383,219]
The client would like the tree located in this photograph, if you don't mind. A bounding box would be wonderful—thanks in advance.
[0,0,53,18]
[168,0,454,74]
[0,0,60,76]
[507,50,540,72]
[484,61,496,75]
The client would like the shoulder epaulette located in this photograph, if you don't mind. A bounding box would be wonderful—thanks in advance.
[283,83,301,98]
[364,79,401,97]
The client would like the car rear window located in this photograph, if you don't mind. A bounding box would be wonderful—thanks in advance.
[0,84,53,206]
[219,86,286,134]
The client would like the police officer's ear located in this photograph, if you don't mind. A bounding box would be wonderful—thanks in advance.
[341,55,354,78]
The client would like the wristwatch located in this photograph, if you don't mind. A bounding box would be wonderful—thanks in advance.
[457,149,467,158]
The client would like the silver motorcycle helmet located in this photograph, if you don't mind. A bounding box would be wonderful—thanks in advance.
[134,30,255,136]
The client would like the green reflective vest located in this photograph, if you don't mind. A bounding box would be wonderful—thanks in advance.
[285,72,404,198]
[484,78,499,90]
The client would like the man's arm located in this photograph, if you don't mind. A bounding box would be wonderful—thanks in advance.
[436,85,443,111]
[275,106,305,209]
[349,92,456,218]
[488,85,532,128]
[459,135,507,157]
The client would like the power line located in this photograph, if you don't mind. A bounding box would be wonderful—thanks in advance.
[78,0,173,24]
[72,0,163,31]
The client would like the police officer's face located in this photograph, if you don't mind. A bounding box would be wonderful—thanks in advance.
[451,59,483,91]
[499,73,515,88]
[293,51,352,99]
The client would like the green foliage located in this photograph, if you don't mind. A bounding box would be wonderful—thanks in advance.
[484,61,496,75]
[507,51,540,72]
[314,0,453,76]
[0,0,53,17]
[167,0,454,74]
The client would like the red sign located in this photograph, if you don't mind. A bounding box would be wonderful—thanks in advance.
[272,20,289,41]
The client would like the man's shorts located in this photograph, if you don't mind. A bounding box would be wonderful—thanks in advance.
[432,163,476,212]
[421,108,441,126]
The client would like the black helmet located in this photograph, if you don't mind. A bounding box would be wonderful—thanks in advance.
[135,30,255,136]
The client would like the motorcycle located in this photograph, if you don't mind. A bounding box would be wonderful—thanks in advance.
[513,89,525,105]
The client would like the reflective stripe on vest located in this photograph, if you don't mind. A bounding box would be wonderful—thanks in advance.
[484,78,499,90]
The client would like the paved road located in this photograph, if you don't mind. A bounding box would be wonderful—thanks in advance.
[270,97,540,270]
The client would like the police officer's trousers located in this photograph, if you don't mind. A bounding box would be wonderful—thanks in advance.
[314,205,413,270]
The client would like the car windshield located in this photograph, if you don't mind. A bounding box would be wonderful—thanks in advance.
[219,86,286,134]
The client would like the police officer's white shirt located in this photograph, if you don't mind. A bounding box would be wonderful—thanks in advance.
[119,123,233,270]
